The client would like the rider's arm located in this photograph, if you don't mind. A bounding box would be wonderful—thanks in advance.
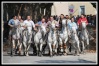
[23,20,27,28]
[31,21,37,31]
[85,18,88,25]
[35,21,41,27]
[75,23,78,30]
[77,18,81,26]
[8,19,14,27]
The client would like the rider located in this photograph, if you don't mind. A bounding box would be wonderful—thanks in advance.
[24,16,36,31]
[8,15,20,54]
[23,16,36,43]
[68,17,78,31]
[35,18,47,27]
[77,14,94,40]
[47,16,59,28]
[66,15,71,24]
[35,18,47,39]
[8,15,19,42]
[59,14,64,31]
[18,15,25,35]
[77,14,88,30]
[35,18,47,54]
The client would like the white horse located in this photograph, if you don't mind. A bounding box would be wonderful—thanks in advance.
[11,24,21,56]
[34,24,47,56]
[47,22,58,57]
[69,27,81,56]
[58,19,68,55]
[22,26,33,56]
[79,22,89,54]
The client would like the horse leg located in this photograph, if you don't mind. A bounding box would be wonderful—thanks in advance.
[59,38,63,53]
[63,43,67,56]
[53,41,57,56]
[15,39,20,54]
[72,43,78,56]
[48,43,52,57]
[76,41,80,56]
[52,44,54,56]
[39,43,43,56]
[35,44,39,56]
[63,38,68,56]
[12,39,16,55]
[23,41,27,56]
[81,41,85,54]
[42,43,47,54]
[32,44,36,55]
[26,43,31,56]
[86,38,89,51]
[19,42,22,55]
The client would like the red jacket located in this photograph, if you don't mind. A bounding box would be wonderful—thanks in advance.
[77,17,88,25]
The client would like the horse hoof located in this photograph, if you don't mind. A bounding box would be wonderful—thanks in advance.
[11,55,13,57]
[23,52,25,56]
[19,53,21,55]
[73,54,76,56]
[39,54,42,57]
[26,54,29,56]
[64,53,67,56]
[50,55,53,57]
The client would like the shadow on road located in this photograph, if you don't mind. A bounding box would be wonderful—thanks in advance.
[35,59,96,63]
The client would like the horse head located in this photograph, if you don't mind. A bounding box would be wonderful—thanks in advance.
[40,24,47,37]
[62,19,67,27]
[71,27,77,35]
[81,22,86,30]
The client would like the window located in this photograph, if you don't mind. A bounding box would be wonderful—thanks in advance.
[79,6,85,15]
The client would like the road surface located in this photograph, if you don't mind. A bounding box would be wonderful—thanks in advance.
[2,48,97,65]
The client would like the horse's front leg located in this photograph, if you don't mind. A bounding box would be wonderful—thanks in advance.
[76,41,80,56]
[63,38,68,56]
[11,39,16,56]
[86,38,89,51]
[15,39,20,54]
[59,38,63,53]
[18,41,22,55]
[26,43,31,56]
[35,44,39,56]
[81,41,85,54]
[23,40,27,56]
[39,43,43,57]
[52,41,57,55]
[48,43,52,57]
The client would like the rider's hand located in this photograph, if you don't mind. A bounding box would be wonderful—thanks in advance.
[10,25,14,27]
[23,26,27,28]
[34,28,38,32]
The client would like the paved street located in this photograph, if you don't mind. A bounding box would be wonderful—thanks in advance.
[2,49,97,64]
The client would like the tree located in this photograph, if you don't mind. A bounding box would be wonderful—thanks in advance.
[3,3,53,23]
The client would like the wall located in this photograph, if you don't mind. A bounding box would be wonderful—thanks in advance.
[68,2,96,15]
[51,2,97,16]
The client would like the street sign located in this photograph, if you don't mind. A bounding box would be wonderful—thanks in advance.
[69,4,74,14]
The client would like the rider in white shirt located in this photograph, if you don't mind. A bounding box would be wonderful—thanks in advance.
[24,16,36,34]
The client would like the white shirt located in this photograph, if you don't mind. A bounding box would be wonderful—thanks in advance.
[19,21,25,30]
[24,20,35,34]
[13,19,20,26]
[66,19,71,25]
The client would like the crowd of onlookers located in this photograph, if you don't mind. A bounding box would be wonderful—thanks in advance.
[51,14,96,26]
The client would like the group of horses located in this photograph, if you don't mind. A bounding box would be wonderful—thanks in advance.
[9,19,89,57]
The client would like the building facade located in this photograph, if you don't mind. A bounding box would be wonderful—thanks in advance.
[51,2,97,16]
